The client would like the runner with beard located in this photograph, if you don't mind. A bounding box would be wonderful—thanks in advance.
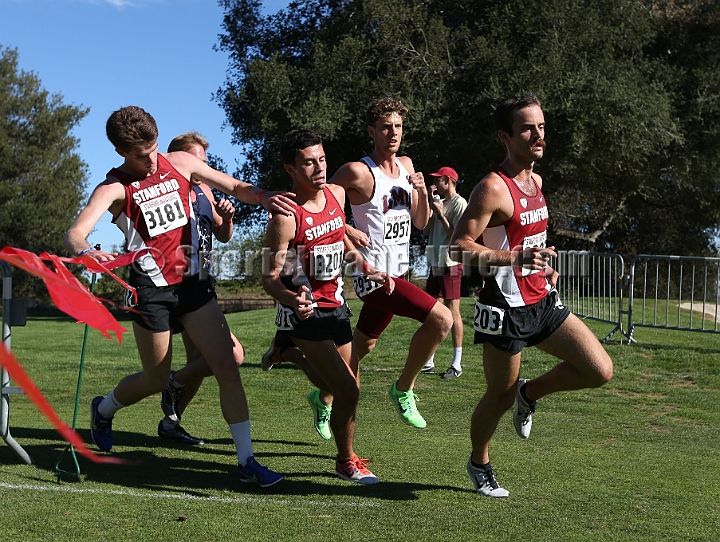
[451,92,613,498]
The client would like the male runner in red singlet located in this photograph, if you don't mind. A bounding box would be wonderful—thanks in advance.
[262,129,389,484]
[451,92,613,497]
[65,106,295,487]
[331,97,453,429]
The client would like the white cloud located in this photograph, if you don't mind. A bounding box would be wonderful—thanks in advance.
[104,0,137,6]
[78,0,166,9]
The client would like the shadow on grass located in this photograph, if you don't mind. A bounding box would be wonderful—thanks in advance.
[0,428,465,501]
[1,427,314,462]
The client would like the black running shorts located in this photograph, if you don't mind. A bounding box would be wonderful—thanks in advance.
[274,303,353,346]
[473,289,570,354]
[127,275,217,332]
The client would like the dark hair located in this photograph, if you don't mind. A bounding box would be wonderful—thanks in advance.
[492,92,542,136]
[280,129,323,164]
[365,96,408,127]
[167,131,209,153]
[105,106,158,151]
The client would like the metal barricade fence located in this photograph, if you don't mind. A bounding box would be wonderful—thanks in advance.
[627,255,720,341]
[1,261,33,464]
[553,251,629,343]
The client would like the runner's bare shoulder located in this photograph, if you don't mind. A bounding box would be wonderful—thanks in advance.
[397,155,414,173]
[331,160,372,187]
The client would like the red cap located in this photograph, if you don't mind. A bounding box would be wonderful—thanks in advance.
[429,166,458,181]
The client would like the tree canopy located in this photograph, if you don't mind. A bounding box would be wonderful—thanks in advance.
[215,0,720,257]
[0,46,89,298]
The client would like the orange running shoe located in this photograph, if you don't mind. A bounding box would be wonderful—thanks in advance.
[336,454,378,485]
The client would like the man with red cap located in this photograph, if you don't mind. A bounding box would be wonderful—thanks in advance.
[421,167,468,378]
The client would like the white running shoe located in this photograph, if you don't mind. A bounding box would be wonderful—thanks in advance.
[513,378,536,439]
[466,457,509,498]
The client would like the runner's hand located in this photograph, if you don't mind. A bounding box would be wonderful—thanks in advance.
[546,266,559,287]
[407,172,427,196]
[259,190,297,217]
[78,248,118,263]
[382,275,395,294]
[215,198,236,222]
[346,224,370,248]
[293,285,315,320]
[516,245,557,270]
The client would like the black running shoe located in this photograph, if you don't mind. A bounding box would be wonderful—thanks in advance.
[161,371,184,422]
[157,421,204,445]
[441,367,462,379]
[261,339,284,371]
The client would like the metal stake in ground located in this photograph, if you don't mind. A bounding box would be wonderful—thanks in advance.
[54,270,97,482]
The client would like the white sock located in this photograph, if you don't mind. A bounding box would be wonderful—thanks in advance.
[229,420,254,466]
[451,347,463,370]
[98,389,124,418]
[423,354,435,368]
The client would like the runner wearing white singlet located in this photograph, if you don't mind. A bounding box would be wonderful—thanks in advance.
[331,97,453,429]
[351,155,413,279]
[264,98,453,431]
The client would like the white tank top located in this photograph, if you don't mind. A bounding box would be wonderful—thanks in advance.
[352,156,413,277]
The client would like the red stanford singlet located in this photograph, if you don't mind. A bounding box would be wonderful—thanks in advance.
[111,154,195,287]
[283,186,345,308]
[478,166,551,308]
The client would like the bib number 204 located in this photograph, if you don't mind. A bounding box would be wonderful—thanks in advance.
[473,301,504,335]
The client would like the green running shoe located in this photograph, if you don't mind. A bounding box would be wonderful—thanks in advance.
[388,380,426,428]
[307,389,332,440]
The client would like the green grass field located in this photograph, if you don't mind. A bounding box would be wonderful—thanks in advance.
[1,299,719,541]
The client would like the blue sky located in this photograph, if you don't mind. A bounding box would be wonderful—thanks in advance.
[1,0,289,250]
